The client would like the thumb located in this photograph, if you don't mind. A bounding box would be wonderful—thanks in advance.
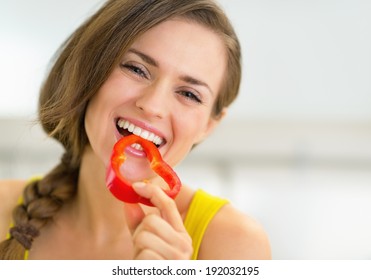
[123,202,145,236]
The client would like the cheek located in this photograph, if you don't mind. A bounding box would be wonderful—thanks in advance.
[167,121,206,168]
[174,112,210,147]
[84,97,113,165]
[84,101,98,144]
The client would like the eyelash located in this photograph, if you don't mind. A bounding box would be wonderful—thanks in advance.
[120,63,203,104]
[121,63,148,79]
[178,90,203,104]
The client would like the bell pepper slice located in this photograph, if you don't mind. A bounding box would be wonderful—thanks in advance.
[106,134,181,206]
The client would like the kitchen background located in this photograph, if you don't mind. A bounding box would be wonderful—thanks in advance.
[1,0,370,259]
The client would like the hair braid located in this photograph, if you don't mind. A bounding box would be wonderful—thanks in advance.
[0,152,78,259]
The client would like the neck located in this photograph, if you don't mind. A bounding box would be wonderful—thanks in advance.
[68,146,129,241]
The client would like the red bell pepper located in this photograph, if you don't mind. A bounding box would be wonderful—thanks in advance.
[106,134,181,206]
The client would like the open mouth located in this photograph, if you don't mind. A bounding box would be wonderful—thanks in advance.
[116,118,166,150]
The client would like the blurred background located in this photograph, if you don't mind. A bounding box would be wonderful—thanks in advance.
[1,0,370,259]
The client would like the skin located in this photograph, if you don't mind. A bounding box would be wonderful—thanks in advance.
[84,18,226,181]
[0,19,271,259]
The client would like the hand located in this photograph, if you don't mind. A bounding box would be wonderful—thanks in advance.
[124,182,193,260]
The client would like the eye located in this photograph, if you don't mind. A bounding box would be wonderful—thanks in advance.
[120,63,149,79]
[178,90,203,104]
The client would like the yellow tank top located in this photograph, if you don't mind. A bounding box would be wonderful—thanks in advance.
[7,186,227,260]
[184,189,229,260]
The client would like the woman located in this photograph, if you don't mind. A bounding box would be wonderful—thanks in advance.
[0,0,271,259]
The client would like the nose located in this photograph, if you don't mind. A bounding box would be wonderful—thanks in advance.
[135,82,171,119]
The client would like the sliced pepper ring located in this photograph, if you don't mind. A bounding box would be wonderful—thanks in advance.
[106,134,182,206]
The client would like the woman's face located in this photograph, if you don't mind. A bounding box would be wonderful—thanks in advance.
[85,18,227,181]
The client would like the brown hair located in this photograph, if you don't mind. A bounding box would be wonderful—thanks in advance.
[0,0,241,259]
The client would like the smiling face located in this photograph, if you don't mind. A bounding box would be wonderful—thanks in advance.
[84,18,227,181]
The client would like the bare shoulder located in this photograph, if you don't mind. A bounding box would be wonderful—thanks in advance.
[198,204,271,260]
[0,180,27,239]
[0,179,26,205]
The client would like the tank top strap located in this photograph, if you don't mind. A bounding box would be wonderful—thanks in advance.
[184,189,229,260]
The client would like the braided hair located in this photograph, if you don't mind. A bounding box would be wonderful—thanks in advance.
[0,153,78,259]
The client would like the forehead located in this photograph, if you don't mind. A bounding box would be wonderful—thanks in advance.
[128,18,227,96]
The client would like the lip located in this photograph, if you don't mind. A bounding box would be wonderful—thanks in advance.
[125,144,147,158]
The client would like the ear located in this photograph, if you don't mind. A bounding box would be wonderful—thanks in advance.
[196,108,227,144]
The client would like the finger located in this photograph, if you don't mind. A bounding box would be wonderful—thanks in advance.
[133,229,176,259]
[132,182,184,232]
[132,214,193,259]
[135,248,165,260]
[132,213,177,246]
[123,202,145,236]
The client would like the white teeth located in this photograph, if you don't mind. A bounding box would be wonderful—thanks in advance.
[153,136,163,146]
[140,130,149,139]
[133,126,141,136]
[117,119,164,147]
[128,123,135,133]
[118,119,125,128]
[131,143,143,151]
[148,133,155,142]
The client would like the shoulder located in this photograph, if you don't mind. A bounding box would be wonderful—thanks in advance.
[198,203,271,260]
[0,180,27,239]
[0,179,26,205]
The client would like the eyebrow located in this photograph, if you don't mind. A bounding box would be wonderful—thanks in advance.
[179,75,213,96]
[128,48,213,96]
[128,48,158,67]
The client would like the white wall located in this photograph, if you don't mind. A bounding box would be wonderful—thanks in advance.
[220,0,371,121]
[1,0,371,259]
[1,0,370,120]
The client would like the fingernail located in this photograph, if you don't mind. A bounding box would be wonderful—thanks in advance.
[132,182,147,189]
